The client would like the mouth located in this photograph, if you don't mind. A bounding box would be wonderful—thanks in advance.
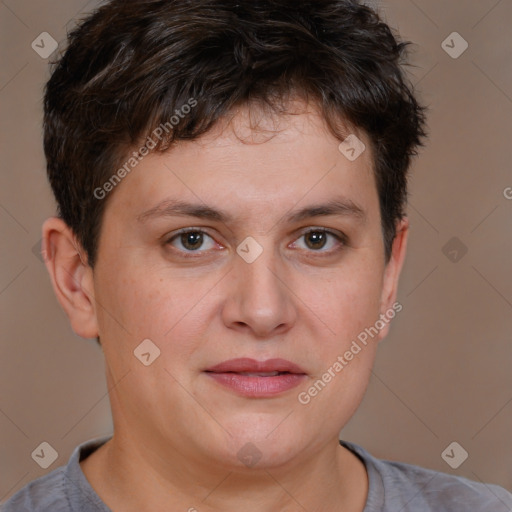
[204,358,307,398]
[230,371,286,377]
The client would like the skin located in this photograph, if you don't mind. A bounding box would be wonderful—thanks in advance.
[43,101,408,512]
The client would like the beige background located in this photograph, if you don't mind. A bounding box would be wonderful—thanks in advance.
[1,0,511,502]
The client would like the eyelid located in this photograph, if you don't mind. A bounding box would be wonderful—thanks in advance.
[296,226,347,242]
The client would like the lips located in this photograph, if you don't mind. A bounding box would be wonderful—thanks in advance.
[205,358,306,374]
[204,358,307,398]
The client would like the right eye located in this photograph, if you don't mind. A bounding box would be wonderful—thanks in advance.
[165,228,221,256]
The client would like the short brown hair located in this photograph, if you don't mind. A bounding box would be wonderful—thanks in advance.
[44,0,427,267]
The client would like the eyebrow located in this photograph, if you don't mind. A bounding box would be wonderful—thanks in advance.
[136,196,366,225]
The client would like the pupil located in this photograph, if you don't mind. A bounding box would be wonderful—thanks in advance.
[182,232,203,250]
[306,232,326,250]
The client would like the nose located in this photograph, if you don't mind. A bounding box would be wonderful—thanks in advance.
[221,242,297,339]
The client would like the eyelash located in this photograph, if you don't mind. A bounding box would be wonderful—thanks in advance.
[164,227,347,259]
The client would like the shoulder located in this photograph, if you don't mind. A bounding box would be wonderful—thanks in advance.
[1,466,68,512]
[1,436,112,512]
[377,457,512,511]
[340,440,512,512]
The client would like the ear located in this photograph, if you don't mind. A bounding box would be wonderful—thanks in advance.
[376,217,409,340]
[42,217,99,339]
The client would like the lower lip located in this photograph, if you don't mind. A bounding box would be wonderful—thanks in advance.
[205,372,306,397]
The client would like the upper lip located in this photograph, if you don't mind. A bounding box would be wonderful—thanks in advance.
[205,358,306,374]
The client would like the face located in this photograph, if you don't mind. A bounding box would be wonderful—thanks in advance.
[82,103,406,469]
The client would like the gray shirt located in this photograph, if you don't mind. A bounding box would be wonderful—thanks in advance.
[2,436,512,511]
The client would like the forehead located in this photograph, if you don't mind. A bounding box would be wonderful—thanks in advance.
[103,102,379,227]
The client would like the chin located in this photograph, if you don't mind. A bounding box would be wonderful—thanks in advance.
[213,421,306,470]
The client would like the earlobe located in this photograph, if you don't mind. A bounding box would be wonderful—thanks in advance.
[42,217,99,339]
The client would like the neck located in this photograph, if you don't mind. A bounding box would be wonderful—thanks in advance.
[81,431,368,512]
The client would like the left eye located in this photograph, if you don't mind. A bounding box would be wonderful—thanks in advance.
[291,229,344,252]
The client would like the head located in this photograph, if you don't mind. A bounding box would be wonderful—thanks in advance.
[42,0,426,470]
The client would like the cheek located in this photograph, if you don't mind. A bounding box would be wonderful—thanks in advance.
[94,262,213,367]
[296,270,381,416]
[297,259,384,347]
[92,263,170,349]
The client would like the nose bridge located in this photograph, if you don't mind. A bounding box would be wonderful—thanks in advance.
[240,245,281,300]
[224,236,296,336]
[237,237,285,308]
